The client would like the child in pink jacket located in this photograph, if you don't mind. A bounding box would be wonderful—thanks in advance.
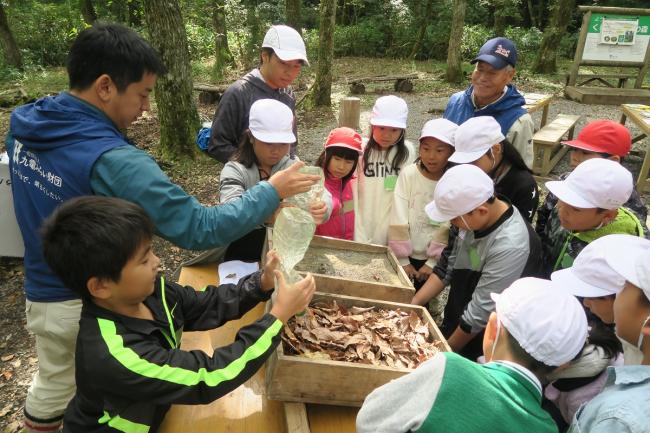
[315,127,363,240]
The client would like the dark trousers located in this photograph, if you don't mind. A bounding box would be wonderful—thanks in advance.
[223,227,266,263]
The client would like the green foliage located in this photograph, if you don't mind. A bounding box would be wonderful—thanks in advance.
[461,24,545,65]
[185,21,214,60]
[503,26,542,64]
[6,1,86,68]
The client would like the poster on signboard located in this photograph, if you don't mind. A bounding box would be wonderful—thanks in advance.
[583,13,650,62]
[600,18,638,45]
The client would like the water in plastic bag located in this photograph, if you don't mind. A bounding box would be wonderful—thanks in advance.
[273,207,315,283]
[285,165,324,212]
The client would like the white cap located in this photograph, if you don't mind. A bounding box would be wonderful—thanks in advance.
[370,95,408,129]
[448,116,505,164]
[545,158,633,209]
[262,25,309,65]
[424,164,494,222]
[249,99,296,143]
[603,235,650,301]
[491,277,588,366]
[419,118,457,146]
[551,235,633,298]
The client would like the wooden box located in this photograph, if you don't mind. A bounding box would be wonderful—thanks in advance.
[265,292,450,407]
[264,229,415,303]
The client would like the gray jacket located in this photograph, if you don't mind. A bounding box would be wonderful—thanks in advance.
[208,69,297,163]
[219,154,333,220]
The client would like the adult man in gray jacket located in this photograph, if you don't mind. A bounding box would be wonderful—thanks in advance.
[208,25,308,163]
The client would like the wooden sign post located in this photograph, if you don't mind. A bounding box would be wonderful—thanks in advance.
[565,6,650,105]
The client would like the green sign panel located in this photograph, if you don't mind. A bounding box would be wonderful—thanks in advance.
[588,13,650,36]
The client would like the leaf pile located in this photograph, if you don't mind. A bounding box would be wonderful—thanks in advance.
[281,301,444,369]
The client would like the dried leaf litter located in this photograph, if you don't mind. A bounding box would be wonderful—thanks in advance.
[295,247,403,286]
[282,301,444,369]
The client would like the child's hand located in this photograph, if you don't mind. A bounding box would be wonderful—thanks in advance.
[309,201,328,224]
[268,161,320,199]
[416,264,433,282]
[403,264,417,281]
[261,250,280,292]
[269,271,316,323]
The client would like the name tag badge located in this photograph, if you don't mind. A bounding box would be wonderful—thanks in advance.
[384,175,398,191]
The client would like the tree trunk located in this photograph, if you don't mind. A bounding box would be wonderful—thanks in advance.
[129,0,143,27]
[211,0,234,80]
[493,10,506,37]
[526,0,537,28]
[79,0,97,25]
[409,0,434,59]
[285,0,302,33]
[531,0,575,73]
[244,3,262,69]
[143,0,200,160]
[445,0,466,83]
[111,0,129,23]
[307,0,336,108]
[0,4,22,70]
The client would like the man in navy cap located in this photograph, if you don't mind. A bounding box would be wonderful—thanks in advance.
[443,37,534,169]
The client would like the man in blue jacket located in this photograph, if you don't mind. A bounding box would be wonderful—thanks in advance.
[443,37,534,169]
[6,23,316,433]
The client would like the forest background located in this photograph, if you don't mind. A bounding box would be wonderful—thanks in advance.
[1,1,650,431]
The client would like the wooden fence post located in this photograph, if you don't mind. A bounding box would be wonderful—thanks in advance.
[338,97,361,130]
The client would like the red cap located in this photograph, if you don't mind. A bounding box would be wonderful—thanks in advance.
[562,120,631,157]
[324,127,362,154]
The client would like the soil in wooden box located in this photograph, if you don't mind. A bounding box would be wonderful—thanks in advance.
[295,246,402,286]
[281,300,444,369]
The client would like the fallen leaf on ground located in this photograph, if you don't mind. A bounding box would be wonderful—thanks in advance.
[281,300,444,369]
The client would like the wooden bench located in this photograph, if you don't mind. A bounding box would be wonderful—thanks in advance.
[194,83,228,105]
[564,73,636,88]
[348,73,418,94]
[532,114,581,176]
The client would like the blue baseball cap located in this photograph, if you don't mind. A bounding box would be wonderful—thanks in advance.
[471,37,517,69]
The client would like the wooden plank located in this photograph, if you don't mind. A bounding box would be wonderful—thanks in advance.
[621,105,650,192]
[532,114,580,176]
[532,114,580,145]
[568,10,591,87]
[265,292,449,407]
[265,231,415,303]
[636,29,650,88]
[338,97,360,130]
[284,403,310,433]
[523,93,553,114]
[348,73,418,84]
[565,87,650,105]
[159,265,287,433]
[308,405,358,433]
[577,6,650,15]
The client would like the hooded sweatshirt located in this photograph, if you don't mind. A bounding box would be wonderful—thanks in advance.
[8,92,128,302]
[444,84,534,168]
[208,69,297,163]
[315,174,355,240]
[7,92,280,302]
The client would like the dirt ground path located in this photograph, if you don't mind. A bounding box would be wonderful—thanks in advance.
[1,58,649,432]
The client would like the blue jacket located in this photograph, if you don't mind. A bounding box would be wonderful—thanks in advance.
[444,84,527,136]
[7,92,280,302]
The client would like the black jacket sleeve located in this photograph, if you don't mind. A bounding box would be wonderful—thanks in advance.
[89,274,281,407]
[208,84,247,163]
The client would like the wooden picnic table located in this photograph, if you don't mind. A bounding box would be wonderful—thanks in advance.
[522,92,553,129]
[620,104,650,192]
[157,263,358,433]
